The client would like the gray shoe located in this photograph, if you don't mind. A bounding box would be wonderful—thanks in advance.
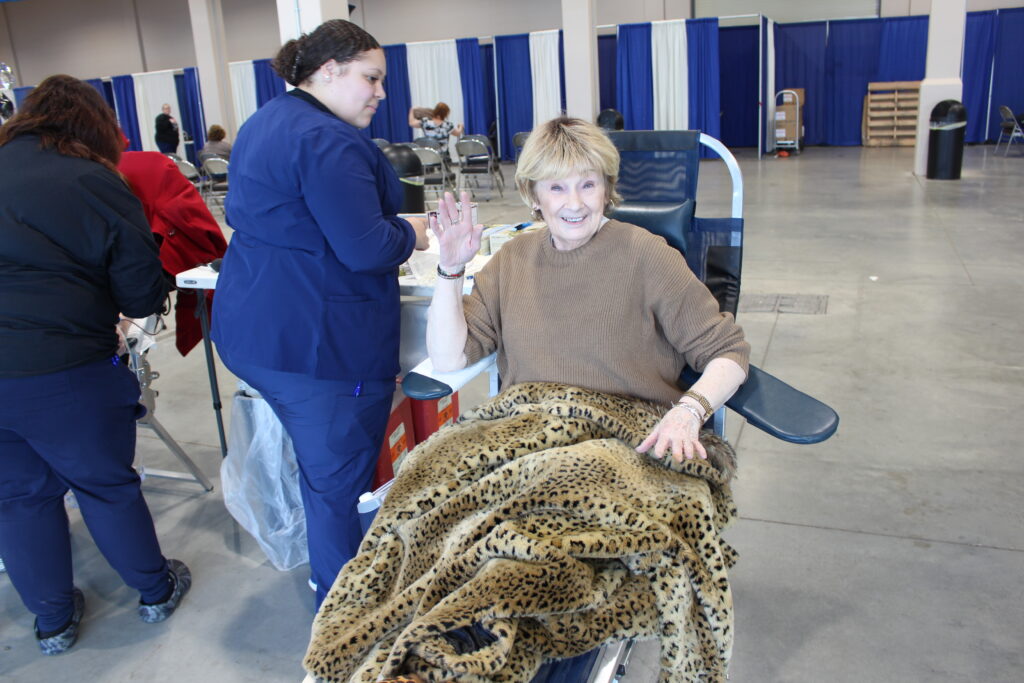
[35,587,84,655]
[138,559,191,624]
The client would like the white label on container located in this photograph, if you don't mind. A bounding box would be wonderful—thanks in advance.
[775,128,786,138]
[775,111,787,120]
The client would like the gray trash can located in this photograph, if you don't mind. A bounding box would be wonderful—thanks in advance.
[926,100,966,180]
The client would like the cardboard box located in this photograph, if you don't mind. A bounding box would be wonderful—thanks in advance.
[775,103,799,122]
[779,88,805,106]
[373,394,415,487]
[775,121,803,142]
[410,392,460,443]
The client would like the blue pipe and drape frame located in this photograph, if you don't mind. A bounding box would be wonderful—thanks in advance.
[688,18,722,156]
[615,23,653,131]
[773,21,827,147]
[495,34,533,160]
[254,59,286,109]
[990,7,1024,140]
[174,68,206,166]
[718,26,758,148]
[367,44,412,143]
[111,75,142,151]
[456,38,487,136]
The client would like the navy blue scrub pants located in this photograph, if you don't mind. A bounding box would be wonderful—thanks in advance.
[223,359,393,609]
[0,358,171,632]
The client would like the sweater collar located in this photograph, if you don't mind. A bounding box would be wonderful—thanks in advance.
[541,217,616,264]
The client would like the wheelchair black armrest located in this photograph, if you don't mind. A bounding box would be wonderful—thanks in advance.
[682,364,839,444]
[401,372,454,400]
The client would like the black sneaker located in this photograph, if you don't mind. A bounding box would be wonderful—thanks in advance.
[35,587,84,655]
[138,559,191,624]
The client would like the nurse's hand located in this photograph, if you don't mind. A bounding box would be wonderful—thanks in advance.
[431,191,482,271]
[406,216,430,250]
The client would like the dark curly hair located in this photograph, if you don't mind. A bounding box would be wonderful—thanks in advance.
[272,19,381,86]
[0,74,124,174]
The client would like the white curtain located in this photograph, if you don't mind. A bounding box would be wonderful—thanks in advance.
[230,60,259,128]
[765,17,777,153]
[652,20,688,131]
[529,30,562,128]
[406,39,464,153]
[133,70,180,154]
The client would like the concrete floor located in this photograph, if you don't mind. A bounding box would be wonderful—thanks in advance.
[1,145,1022,682]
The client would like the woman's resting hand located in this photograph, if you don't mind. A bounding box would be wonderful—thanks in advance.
[636,405,707,462]
[430,191,482,271]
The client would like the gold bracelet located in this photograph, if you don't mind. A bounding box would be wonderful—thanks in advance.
[680,390,714,422]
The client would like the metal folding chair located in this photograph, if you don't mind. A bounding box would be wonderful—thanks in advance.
[201,156,229,210]
[995,106,1024,155]
[455,138,504,199]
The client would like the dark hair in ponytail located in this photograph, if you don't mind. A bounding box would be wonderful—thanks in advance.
[272,19,381,86]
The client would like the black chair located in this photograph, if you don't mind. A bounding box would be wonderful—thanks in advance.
[596,108,624,131]
[455,138,504,199]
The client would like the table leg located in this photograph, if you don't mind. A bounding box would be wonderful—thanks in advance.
[196,290,228,458]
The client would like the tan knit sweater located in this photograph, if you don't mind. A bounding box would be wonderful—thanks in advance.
[462,220,750,406]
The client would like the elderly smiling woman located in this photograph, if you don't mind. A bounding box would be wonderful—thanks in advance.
[426,116,749,460]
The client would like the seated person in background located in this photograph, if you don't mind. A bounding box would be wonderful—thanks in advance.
[427,116,749,461]
[409,102,464,155]
[119,150,228,356]
[199,124,231,160]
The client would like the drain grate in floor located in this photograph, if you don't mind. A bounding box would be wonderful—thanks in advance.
[739,293,829,315]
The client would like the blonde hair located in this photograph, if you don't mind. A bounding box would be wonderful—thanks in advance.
[515,116,622,218]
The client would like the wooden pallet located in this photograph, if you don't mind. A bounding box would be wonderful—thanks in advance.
[862,81,920,147]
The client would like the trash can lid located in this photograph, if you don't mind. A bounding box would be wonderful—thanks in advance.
[930,100,966,124]
[382,144,424,177]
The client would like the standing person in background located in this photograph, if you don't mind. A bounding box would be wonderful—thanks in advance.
[0,75,191,656]
[199,124,232,161]
[409,102,464,155]
[211,19,429,610]
[154,103,180,155]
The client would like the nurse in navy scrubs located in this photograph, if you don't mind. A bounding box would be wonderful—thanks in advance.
[211,19,429,608]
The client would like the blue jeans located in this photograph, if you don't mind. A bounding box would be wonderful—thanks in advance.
[0,358,170,631]
[222,358,394,608]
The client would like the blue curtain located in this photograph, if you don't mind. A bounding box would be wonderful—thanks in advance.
[990,8,1024,142]
[480,43,496,136]
[456,37,487,135]
[85,79,116,110]
[12,85,32,108]
[774,21,827,146]
[367,44,412,143]
[597,34,617,112]
[718,26,758,148]
[687,18,721,155]
[963,11,997,143]
[876,16,928,82]
[824,18,882,146]
[616,23,653,130]
[495,33,533,160]
[254,58,285,108]
[111,75,142,151]
[173,70,205,166]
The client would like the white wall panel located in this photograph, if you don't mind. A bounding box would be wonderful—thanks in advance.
[696,0,880,23]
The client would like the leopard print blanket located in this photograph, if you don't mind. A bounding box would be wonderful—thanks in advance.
[304,383,738,682]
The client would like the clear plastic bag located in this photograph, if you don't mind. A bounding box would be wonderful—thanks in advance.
[221,390,308,570]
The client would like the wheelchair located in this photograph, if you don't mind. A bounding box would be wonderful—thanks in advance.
[346,131,838,683]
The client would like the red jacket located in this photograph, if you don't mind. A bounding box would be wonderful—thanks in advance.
[119,152,227,355]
